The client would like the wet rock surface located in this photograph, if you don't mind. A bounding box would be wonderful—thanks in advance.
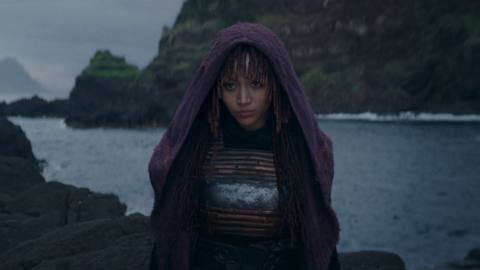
[0,117,150,269]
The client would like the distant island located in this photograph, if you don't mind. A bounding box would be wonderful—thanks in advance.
[0,57,50,102]
[2,0,480,127]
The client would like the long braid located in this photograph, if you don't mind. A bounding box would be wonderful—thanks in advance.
[170,109,211,232]
[272,92,308,249]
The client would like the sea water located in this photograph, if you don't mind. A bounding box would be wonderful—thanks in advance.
[8,116,480,270]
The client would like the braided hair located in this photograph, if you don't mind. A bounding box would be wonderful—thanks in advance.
[170,44,309,248]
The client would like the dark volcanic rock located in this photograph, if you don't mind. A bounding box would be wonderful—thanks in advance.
[6,180,126,221]
[0,117,141,265]
[0,101,5,115]
[0,156,44,210]
[339,250,406,270]
[0,213,151,270]
[63,0,480,128]
[132,0,480,121]
[0,117,37,163]
[431,247,480,270]
[467,248,480,261]
[0,180,127,252]
[65,50,169,128]
[3,96,69,117]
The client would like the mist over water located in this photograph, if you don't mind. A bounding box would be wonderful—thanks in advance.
[9,116,480,270]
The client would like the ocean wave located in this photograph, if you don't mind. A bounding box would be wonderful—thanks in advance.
[316,112,480,122]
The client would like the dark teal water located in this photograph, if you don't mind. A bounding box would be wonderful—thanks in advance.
[9,117,480,270]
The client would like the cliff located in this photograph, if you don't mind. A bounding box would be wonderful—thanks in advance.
[135,0,480,121]
[65,0,480,127]
[65,50,169,127]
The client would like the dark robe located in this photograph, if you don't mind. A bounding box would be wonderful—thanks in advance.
[148,22,341,270]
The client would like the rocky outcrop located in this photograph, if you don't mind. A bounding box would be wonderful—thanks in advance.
[133,0,480,120]
[60,0,480,128]
[339,250,405,270]
[0,117,37,163]
[0,117,147,269]
[0,214,151,270]
[0,156,44,210]
[431,248,480,270]
[2,96,69,118]
[0,101,5,115]
[65,50,169,128]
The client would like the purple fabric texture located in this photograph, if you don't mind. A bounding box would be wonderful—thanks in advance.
[148,22,340,269]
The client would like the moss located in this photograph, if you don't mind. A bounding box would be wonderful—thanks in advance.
[81,50,140,78]
[171,61,192,72]
[383,60,411,84]
[438,13,480,46]
[256,14,286,26]
[300,67,332,91]
[301,65,366,95]
[463,13,480,35]
[463,13,480,46]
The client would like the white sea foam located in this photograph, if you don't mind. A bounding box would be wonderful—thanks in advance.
[316,111,480,122]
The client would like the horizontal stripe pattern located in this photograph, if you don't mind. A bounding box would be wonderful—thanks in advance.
[199,137,282,239]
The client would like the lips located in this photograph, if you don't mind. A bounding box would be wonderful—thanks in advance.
[237,111,255,118]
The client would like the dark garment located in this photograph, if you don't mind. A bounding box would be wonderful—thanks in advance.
[149,241,341,270]
[221,110,274,150]
[195,236,300,270]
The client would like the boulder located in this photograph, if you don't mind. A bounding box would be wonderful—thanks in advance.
[339,250,406,270]
[3,96,69,117]
[0,156,44,210]
[0,213,151,270]
[0,117,37,163]
[0,181,127,252]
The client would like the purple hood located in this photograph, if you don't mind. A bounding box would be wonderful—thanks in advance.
[148,22,340,270]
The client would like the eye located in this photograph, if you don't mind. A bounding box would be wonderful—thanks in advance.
[251,80,263,89]
[223,82,236,91]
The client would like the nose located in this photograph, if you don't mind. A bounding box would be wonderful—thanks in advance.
[237,86,251,106]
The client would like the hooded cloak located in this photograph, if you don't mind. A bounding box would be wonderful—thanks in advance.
[148,22,340,270]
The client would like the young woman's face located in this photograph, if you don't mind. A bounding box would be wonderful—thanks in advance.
[220,73,271,131]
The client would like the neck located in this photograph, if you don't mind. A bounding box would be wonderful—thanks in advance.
[221,111,273,150]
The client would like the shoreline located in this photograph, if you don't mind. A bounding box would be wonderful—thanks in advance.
[6,111,480,131]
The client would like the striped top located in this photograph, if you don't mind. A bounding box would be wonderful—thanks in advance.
[198,136,284,240]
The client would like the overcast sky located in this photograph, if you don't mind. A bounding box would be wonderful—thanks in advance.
[0,0,185,98]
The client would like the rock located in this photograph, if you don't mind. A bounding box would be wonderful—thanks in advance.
[0,114,153,269]
[0,101,5,115]
[339,250,406,270]
[0,213,151,270]
[5,181,126,220]
[0,117,37,163]
[132,0,480,122]
[53,0,480,128]
[430,247,480,270]
[0,156,45,209]
[3,96,69,118]
[30,232,152,270]
[65,50,168,128]
[466,248,480,261]
[0,180,127,251]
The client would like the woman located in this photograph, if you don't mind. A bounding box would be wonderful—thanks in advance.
[148,22,340,270]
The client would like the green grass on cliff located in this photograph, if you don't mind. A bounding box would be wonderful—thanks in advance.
[462,13,480,46]
[81,50,140,78]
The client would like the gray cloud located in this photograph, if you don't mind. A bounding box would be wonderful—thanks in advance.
[0,0,185,97]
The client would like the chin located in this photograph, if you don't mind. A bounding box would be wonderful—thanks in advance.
[239,121,261,130]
